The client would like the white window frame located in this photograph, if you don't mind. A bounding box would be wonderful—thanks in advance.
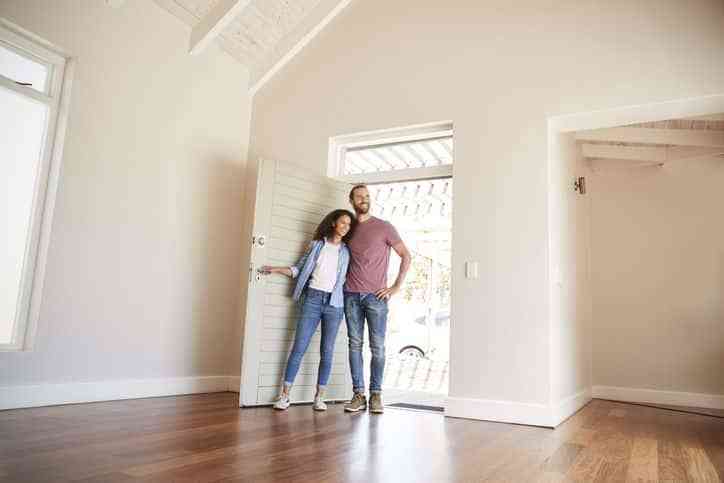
[1,19,74,351]
[328,120,454,185]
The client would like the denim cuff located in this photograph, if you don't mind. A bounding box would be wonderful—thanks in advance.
[370,390,382,395]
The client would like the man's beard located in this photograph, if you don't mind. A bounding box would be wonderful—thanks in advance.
[355,203,369,214]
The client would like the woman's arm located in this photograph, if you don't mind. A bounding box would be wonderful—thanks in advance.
[288,241,315,278]
[259,266,293,278]
[260,241,315,280]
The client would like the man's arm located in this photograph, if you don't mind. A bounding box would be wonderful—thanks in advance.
[375,240,412,300]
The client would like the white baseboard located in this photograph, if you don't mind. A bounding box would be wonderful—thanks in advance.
[0,375,234,411]
[551,388,592,427]
[445,396,553,427]
[593,385,724,410]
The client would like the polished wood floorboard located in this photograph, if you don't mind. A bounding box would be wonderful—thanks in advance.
[1,393,723,482]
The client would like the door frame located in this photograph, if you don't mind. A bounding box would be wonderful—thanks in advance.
[546,93,724,417]
[327,122,456,401]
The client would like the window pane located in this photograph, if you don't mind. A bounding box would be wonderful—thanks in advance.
[0,86,48,344]
[0,42,48,93]
[343,137,453,175]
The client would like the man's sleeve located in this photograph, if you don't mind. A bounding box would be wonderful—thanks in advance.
[386,222,402,246]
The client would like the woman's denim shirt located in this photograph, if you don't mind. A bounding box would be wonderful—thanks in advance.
[290,239,350,308]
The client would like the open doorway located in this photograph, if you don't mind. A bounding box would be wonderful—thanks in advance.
[371,179,451,410]
[330,122,454,411]
[548,96,724,425]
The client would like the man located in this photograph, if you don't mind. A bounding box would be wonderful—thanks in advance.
[343,184,412,414]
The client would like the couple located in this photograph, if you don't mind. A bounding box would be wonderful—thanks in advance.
[261,184,411,414]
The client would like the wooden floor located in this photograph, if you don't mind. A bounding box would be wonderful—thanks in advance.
[1,393,723,482]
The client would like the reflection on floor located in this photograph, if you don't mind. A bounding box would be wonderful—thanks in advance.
[600,400,724,419]
[4,394,724,482]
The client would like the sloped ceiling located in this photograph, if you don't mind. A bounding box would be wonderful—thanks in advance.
[155,0,349,93]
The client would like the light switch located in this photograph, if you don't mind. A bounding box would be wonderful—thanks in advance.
[554,266,563,287]
[465,261,478,279]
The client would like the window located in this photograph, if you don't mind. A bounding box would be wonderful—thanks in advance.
[328,121,453,184]
[0,20,72,351]
[0,41,50,93]
[343,135,453,175]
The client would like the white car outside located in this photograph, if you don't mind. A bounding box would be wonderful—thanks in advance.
[386,303,449,361]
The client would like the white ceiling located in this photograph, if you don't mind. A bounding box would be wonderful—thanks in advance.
[154,0,348,92]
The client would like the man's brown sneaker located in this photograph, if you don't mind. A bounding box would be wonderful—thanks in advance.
[369,392,384,414]
[344,393,367,412]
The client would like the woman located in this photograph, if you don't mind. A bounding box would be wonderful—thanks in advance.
[260,209,356,411]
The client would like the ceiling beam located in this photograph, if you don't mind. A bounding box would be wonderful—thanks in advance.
[575,127,724,147]
[582,144,723,165]
[249,0,353,95]
[581,144,724,167]
[189,0,251,56]
[581,144,667,162]
[665,146,724,164]
[589,159,663,170]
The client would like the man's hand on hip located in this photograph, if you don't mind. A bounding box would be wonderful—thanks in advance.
[375,284,400,301]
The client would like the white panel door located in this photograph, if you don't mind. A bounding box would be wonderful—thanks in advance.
[239,159,352,406]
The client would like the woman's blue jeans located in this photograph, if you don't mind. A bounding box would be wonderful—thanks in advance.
[283,288,344,387]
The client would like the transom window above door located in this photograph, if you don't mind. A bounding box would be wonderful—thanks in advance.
[344,135,453,175]
[328,121,453,184]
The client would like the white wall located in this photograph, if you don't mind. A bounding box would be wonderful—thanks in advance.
[548,133,593,421]
[591,156,724,397]
[247,0,724,423]
[0,0,251,396]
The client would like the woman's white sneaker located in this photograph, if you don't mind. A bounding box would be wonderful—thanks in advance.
[313,396,327,411]
[273,394,290,410]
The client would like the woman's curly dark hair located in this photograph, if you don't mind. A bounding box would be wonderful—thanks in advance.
[313,209,357,243]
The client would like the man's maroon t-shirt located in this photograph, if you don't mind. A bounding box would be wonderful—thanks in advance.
[345,216,401,293]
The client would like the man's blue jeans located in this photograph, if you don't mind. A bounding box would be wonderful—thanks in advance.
[344,292,389,393]
[283,288,343,387]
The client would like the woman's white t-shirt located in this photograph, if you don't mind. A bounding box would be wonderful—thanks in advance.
[308,241,341,293]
